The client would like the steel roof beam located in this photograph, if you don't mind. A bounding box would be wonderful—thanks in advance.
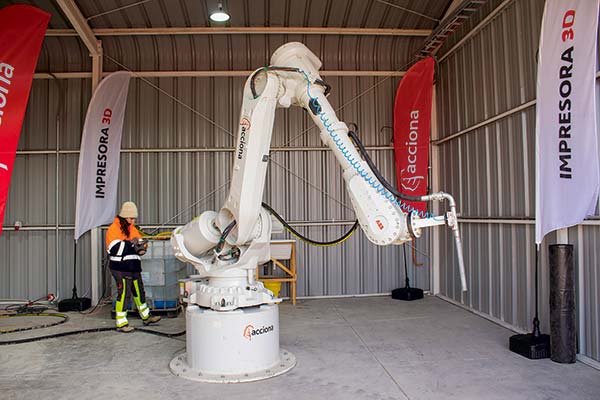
[56,0,101,56]
[46,27,432,37]
[34,70,406,79]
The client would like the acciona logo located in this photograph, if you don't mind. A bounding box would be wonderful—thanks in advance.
[400,110,425,192]
[237,117,251,160]
[243,324,274,341]
[0,64,15,173]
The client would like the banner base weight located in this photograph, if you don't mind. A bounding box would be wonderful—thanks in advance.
[509,333,551,360]
[391,287,424,301]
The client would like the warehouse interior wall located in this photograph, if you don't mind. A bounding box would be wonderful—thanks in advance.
[0,29,434,303]
[434,0,600,363]
[2,0,597,366]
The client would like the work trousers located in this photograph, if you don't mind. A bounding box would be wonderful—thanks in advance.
[111,269,151,327]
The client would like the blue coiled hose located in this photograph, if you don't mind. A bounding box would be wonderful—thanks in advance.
[298,69,436,220]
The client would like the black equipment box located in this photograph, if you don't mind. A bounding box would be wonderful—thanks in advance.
[58,297,92,312]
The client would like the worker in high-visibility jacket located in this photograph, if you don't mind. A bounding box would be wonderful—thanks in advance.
[106,201,160,332]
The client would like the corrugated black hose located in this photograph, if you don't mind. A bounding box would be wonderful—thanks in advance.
[261,202,358,247]
[346,128,424,203]
[0,325,185,346]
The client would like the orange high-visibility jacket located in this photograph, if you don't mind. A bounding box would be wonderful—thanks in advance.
[105,217,142,250]
[106,217,143,273]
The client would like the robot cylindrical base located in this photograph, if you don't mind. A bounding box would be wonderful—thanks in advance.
[169,303,295,383]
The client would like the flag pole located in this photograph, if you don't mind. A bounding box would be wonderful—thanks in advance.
[508,243,550,359]
[57,239,92,311]
[392,242,424,301]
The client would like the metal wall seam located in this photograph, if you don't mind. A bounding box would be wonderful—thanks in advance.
[16,146,394,155]
[434,100,536,145]
[458,219,600,226]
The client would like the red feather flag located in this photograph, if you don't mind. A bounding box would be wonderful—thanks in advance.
[393,57,435,215]
[0,5,50,234]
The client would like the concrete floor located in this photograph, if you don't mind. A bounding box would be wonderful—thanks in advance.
[1,296,599,400]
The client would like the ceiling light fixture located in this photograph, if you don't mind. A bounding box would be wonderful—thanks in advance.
[210,3,230,22]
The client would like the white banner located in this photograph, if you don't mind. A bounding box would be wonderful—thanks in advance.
[535,0,600,244]
[74,71,132,240]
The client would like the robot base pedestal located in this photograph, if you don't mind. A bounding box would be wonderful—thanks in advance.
[169,303,296,383]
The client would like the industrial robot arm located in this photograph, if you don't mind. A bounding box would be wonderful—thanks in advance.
[171,43,466,311]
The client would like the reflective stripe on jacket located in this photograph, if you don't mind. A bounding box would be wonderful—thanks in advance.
[106,217,143,272]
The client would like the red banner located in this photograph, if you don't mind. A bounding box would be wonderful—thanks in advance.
[0,5,50,234]
[393,57,435,214]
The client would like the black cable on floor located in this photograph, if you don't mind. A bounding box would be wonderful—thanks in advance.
[79,256,111,315]
[0,326,186,346]
[136,327,186,338]
[0,313,69,335]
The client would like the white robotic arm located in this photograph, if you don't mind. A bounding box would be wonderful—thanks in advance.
[269,43,466,289]
[171,42,466,312]
[168,42,467,383]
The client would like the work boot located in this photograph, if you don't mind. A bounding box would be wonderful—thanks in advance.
[117,324,135,333]
[143,315,161,326]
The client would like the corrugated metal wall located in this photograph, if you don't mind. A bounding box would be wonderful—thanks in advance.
[435,0,600,363]
[1,35,434,301]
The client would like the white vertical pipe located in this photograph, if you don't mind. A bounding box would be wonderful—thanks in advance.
[55,106,60,300]
[556,228,568,244]
[430,85,441,295]
[90,49,103,305]
[90,229,99,303]
[577,225,586,356]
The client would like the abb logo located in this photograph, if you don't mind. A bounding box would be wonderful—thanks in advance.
[375,219,384,230]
